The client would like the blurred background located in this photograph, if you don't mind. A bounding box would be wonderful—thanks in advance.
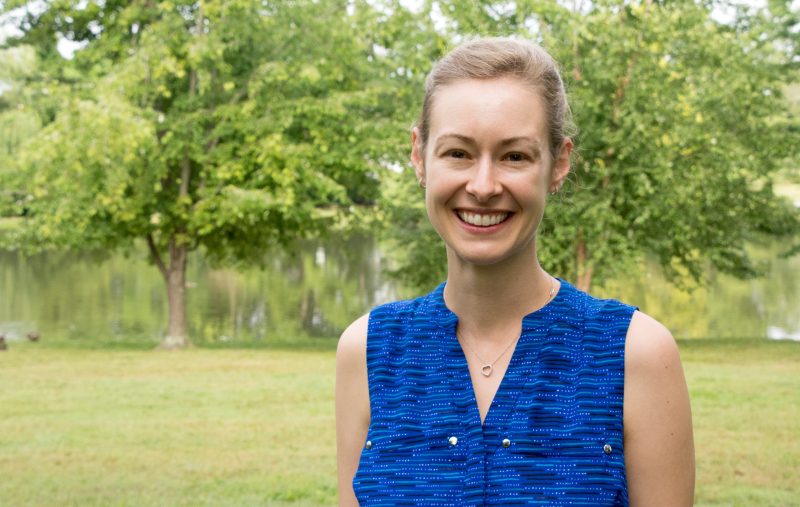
[0,0,798,505]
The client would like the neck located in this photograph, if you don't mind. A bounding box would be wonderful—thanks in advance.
[443,244,556,341]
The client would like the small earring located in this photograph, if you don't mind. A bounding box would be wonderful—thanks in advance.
[418,178,426,188]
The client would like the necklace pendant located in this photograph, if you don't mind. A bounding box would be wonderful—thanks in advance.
[481,364,493,377]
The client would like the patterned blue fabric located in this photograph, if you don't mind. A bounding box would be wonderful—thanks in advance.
[352,279,637,506]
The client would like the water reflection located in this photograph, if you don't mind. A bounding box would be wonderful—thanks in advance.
[594,241,800,340]
[0,235,409,347]
[0,236,797,347]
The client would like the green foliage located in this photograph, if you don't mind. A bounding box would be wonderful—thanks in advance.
[380,168,447,291]
[1,0,798,298]
[382,0,800,290]
[12,95,157,249]
[0,45,43,220]
[0,0,427,260]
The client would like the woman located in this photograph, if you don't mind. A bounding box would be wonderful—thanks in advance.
[336,37,694,506]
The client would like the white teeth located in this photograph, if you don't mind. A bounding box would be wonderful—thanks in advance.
[457,211,509,227]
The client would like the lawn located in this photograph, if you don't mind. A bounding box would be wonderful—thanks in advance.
[0,339,798,506]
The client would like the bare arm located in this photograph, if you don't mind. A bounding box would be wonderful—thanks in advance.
[624,310,695,506]
[336,314,371,507]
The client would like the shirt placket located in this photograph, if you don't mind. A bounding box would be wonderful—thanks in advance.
[435,314,487,506]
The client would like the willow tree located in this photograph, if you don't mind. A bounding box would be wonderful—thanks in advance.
[383,0,800,292]
[0,0,425,347]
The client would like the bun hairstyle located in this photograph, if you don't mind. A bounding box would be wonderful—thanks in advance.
[415,37,576,163]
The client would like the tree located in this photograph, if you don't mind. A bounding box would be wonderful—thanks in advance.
[382,0,800,292]
[0,0,427,347]
[0,44,46,224]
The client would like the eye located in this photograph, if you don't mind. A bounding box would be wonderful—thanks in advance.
[505,152,526,162]
[447,149,467,159]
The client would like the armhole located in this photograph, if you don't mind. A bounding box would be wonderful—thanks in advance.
[620,305,639,506]
[621,305,640,364]
[620,303,640,403]
[364,309,377,427]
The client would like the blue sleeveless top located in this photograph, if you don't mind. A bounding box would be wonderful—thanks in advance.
[352,280,637,506]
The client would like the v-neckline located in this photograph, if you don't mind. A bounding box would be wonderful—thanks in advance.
[467,332,522,428]
[431,280,569,431]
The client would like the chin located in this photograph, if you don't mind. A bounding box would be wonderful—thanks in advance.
[445,237,538,269]
[449,247,517,267]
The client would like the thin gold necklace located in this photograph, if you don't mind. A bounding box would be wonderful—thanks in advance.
[457,276,556,378]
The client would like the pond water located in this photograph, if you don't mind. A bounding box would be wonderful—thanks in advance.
[0,235,797,347]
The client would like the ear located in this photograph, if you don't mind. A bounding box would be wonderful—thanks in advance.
[549,138,573,193]
[410,127,426,186]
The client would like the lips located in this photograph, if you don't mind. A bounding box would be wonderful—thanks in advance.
[456,210,511,227]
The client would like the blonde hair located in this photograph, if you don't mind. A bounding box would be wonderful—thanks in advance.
[416,37,576,161]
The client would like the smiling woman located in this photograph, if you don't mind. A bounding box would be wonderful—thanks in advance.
[412,76,567,269]
[336,38,694,507]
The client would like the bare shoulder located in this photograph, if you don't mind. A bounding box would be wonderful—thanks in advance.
[624,310,688,430]
[337,313,369,361]
[625,310,682,375]
[336,313,370,407]
[623,310,695,506]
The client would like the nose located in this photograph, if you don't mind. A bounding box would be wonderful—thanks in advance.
[465,155,502,202]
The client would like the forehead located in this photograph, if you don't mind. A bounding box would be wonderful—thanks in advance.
[428,77,547,145]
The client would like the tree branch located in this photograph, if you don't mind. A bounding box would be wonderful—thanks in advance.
[179,3,204,201]
[147,233,168,279]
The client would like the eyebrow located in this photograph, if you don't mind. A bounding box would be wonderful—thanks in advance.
[434,133,542,150]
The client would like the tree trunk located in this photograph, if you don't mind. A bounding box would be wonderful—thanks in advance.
[575,233,594,293]
[148,233,190,349]
[161,241,189,349]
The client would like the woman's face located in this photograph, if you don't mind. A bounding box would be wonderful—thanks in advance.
[411,76,571,268]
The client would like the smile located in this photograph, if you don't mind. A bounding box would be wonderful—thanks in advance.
[456,211,510,227]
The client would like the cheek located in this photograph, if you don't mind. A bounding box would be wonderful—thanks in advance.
[424,182,446,217]
[423,180,457,232]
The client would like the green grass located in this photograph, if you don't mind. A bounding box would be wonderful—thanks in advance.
[681,339,800,506]
[0,347,337,507]
[0,339,798,506]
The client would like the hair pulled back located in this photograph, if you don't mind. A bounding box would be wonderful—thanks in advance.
[416,37,576,162]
